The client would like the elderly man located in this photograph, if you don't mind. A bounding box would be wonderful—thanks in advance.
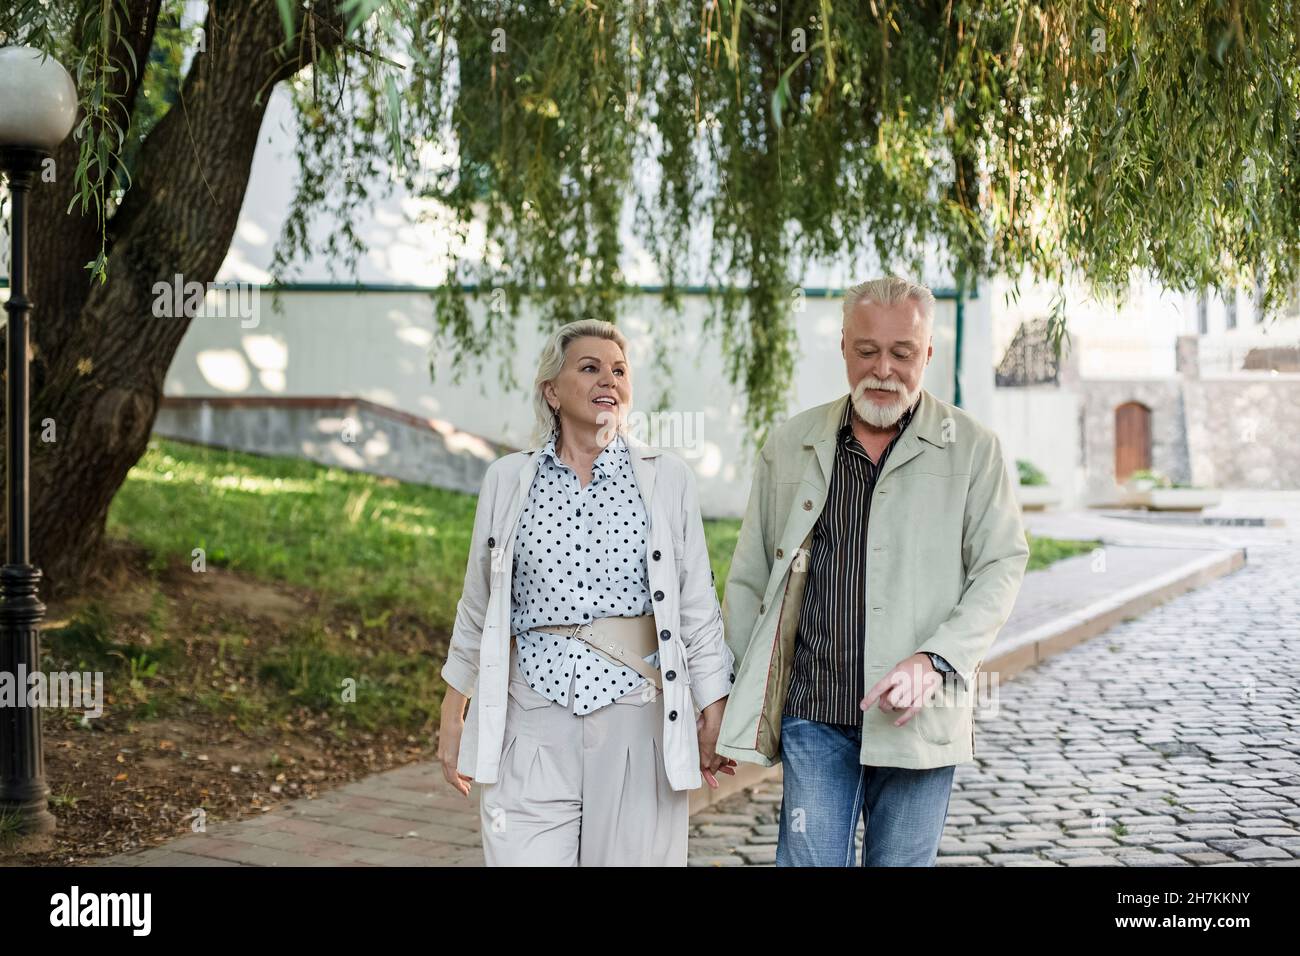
[717,275,1030,867]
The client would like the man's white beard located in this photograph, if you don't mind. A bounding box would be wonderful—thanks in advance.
[851,377,920,428]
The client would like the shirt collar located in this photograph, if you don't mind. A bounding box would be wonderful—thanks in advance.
[539,431,626,480]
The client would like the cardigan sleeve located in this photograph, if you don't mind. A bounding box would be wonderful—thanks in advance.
[441,462,501,698]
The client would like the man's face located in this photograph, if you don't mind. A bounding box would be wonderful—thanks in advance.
[841,298,933,428]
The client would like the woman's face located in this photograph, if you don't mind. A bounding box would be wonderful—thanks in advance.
[543,335,632,441]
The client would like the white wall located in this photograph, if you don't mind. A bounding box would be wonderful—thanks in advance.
[164,288,968,517]
[992,386,1085,508]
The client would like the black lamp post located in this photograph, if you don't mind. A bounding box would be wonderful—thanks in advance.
[0,46,77,837]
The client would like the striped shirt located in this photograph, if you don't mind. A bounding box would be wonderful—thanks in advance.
[783,393,919,726]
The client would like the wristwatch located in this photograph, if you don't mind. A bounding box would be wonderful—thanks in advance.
[925,652,956,679]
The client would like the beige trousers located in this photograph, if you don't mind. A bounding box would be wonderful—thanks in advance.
[478,642,689,866]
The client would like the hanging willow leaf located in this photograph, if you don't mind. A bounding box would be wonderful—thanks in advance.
[9,0,1300,453]
[275,0,298,46]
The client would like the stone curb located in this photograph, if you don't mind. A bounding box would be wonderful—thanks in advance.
[984,547,1246,682]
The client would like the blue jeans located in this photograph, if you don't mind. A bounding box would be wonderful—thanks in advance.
[776,714,956,867]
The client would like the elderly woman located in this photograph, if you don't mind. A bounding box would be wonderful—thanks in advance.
[436,319,737,866]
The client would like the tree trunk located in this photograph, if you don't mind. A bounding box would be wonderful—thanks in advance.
[2,0,345,598]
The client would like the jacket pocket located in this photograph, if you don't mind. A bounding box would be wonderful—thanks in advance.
[913,676,966,745]
[914,702,954,745]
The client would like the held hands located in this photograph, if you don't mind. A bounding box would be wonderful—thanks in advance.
[697,698,737,789]
[860,653,943,728]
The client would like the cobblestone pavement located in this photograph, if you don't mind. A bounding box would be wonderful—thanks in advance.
[688,506,1300,867]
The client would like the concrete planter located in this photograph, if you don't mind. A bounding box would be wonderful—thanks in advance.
[1017,485,1062,511]
[1142,488,1222,512]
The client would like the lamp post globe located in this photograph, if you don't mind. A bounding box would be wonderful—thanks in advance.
[0,47,78,152]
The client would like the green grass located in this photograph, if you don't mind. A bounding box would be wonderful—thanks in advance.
[705,518,1099,592]
[109,438,480,630]
[111,438,1096,628]
[0,810,25,839]
[49,786,80,810]
[255,622,445,732]
[41,597,183,721]
[1026,535,1101,572]
[703,519,742,602]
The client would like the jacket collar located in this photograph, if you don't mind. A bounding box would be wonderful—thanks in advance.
[803,387,948,487]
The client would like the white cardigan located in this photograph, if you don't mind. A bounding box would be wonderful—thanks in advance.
[442,434,736,792]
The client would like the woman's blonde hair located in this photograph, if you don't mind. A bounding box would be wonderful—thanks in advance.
[531,319,631,447]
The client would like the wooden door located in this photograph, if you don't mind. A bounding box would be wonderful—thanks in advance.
[1114,402,1151,483]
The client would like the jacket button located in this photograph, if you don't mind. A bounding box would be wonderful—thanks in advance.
[653,590,664,601]
[668,710,678,721]
[488,536,495,548]
[659,629,670,640]
[802,499,812,510]
[665,670,676,681]
[776,548,784,559]
[652,550,661,561]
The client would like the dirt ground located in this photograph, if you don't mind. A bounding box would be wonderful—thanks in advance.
[0,542,439,866]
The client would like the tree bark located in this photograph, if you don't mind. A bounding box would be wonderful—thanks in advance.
[3,0,346,598]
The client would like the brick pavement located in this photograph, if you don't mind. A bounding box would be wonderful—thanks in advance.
[686,495,1300,866]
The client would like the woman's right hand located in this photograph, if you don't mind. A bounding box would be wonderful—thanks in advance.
[437,689,474,799]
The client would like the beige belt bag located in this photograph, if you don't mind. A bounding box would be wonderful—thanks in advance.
[523,615,662,690]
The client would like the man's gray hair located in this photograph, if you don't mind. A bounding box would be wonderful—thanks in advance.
[842,275,936,328]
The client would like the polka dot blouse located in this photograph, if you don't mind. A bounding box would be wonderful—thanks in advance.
[510,431,658,714]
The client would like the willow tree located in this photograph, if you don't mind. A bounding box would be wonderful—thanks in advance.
[2,0,1297,595]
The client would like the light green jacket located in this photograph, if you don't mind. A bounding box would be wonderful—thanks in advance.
[717,387,1029,769]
